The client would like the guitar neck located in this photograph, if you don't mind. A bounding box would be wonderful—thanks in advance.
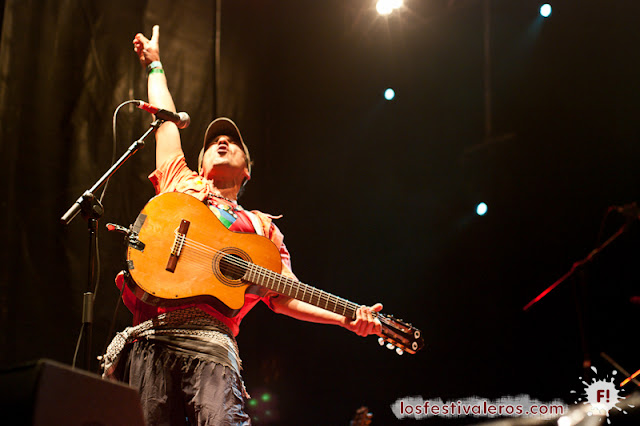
[244,263,359,319]
[244,262,424,354]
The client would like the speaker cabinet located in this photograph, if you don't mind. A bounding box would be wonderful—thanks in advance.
[0,359,145,426]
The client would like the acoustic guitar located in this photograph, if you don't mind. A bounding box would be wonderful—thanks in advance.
[123,192,424,355]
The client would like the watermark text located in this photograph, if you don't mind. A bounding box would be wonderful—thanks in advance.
[392,396,568,420]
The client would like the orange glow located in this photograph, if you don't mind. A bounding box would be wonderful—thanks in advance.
[620,368,640,387]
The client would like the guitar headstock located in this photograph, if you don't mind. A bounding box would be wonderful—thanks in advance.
[376,313,424,355]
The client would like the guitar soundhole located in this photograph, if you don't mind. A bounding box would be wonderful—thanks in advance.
[219,254,246,280]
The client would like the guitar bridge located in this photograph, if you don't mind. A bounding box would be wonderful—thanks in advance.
[166,219,190,273]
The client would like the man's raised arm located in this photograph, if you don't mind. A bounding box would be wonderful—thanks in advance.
[133,25,183,169]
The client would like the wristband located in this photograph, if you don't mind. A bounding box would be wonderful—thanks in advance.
[146,61,163,74]
[148,68,165,76]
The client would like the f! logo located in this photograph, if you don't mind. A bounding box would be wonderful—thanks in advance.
[596,389,610,403]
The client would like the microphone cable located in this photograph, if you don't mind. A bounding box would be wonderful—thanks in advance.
[72,99,139,370]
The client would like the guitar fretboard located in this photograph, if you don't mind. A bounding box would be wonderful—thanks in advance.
[243,263,359,319]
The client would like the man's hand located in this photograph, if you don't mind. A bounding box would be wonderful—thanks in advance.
[343,303,383,337]
[133,25,160,67]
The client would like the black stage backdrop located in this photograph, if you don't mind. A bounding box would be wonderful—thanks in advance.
[1,1,639,424]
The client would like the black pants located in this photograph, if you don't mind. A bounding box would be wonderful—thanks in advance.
[117,340,251,426]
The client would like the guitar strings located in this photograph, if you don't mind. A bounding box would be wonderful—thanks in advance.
[163,238,416,348]
[168,231,401,327]
[173,236,362,317]
[169,248,411,344]
[181,233,407,342]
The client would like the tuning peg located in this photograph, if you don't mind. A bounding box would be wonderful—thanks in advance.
[386,343,395,350]
[378,337,385,346]
[396,347,404,355]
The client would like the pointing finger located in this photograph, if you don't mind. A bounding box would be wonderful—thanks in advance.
[151,25,159,43]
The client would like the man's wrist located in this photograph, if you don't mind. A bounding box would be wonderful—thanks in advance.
[146,60,163,74]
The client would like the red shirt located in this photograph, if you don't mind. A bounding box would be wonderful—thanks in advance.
[117,155,295,336]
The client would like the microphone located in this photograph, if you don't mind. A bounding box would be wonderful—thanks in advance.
[135,101,191,129]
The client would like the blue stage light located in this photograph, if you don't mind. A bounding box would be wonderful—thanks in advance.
[384,88,395,100]
[540,4,552,18]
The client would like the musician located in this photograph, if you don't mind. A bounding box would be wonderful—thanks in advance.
[103,25,382,425]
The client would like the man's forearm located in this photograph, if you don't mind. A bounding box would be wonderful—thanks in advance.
[148,69,176,112]
[271,295,383,337]
[270,295,348,327]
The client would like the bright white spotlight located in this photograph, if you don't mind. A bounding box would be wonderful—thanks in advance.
[476,202,488,216]
[376,0,393,15]
[540,4,552,18]
[384,88,395,100]
[377,0,402,16]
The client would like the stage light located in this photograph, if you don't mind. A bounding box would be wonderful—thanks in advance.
[376,1,393,15]
[476,202,488,216]
[540,4,552,18]
[376,0,403,16]
[384,88,395,100]
[261,393,271,402]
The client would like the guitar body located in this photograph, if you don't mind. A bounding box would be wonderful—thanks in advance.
[126,192,282,316]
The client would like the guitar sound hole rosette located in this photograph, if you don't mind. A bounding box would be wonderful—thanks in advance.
[212,247,250,286]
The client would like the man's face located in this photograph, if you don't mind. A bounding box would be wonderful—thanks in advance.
[201,135,250,181]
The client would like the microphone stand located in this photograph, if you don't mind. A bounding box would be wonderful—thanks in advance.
[523,216,634,378]
[60,119,164,372]
[522,222,631,312]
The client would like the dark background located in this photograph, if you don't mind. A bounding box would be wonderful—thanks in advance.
[1,1,638,424]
